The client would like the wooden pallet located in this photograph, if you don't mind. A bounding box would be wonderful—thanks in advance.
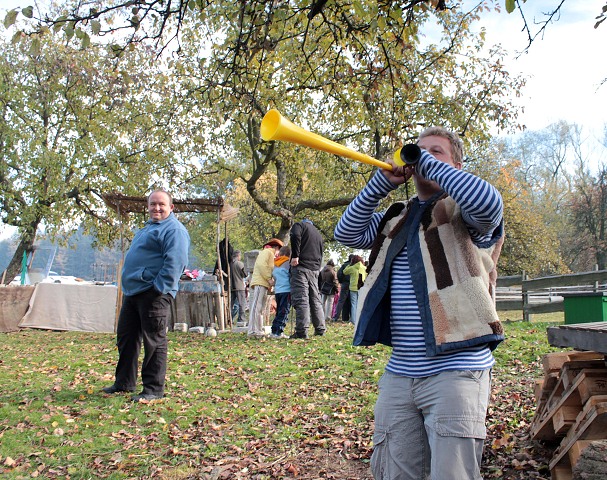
[531,351,607,480]
[531,367,607,441]
[549,397,607,479]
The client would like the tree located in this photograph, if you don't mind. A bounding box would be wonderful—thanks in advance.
[466,139,566,276]
[2,2,526,257]
[0,32,200,283]
[566,125,607,270]
[567,165,607,270]
[505,0,607,50]
[171,1,524,246]
[5,1,605,55]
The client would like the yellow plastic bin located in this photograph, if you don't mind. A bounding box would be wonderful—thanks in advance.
[562,292,607,325]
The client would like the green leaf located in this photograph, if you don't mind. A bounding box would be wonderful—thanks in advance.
[22,6,34,18]
[91,20,101,35]
[505,0,516,14]
[29,36,40,55]
[3,9,19,28]
[64,23,75,40]
[81,32,91,49]
[10,30,23,44]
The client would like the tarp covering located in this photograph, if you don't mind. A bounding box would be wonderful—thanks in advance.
[0,286,35,333]
[18,283,117,333]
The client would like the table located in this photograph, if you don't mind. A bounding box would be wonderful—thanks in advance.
[548,322,607,355]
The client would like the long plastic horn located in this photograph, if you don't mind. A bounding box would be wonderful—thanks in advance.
[260,109,393,171]
[393,144,422,166]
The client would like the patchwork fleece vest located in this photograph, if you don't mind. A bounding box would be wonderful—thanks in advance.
[353,191,505,356]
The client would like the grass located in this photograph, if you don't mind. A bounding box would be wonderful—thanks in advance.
[0,315,566,479]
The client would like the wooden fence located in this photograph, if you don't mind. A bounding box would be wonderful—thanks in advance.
[496,269,607,321]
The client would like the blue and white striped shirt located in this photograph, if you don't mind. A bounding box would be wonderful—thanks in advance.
[334,151,503,377]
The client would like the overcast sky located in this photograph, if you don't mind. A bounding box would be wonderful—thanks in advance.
[471,1,606,135]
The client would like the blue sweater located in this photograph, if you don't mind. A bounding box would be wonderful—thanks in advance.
[121,213,190,298]
[273,259,291,294]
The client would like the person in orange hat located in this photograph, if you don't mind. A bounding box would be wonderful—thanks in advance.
[247,238,284,337]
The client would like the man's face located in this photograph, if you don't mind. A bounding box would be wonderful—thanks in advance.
[414,135,462,197]
[417,135,459,168]
[148,191,173,222]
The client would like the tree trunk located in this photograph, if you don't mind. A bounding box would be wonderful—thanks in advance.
[572,440,607,480]
[1,228,38,285]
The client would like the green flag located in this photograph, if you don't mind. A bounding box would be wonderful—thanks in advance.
[20,251,27,285]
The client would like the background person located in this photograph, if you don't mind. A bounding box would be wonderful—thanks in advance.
[271,245,292,338]
[248,238,283,337]
[214,237,234,293]
[334,127,505,479]
[103,190,190,402]
[289,218,326,339]
[230,250,248,326]
[318,259,339,323]
[342,254,366,326]
[332,254,352,322]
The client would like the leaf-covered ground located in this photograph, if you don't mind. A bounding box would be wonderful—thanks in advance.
[0,321,563,479]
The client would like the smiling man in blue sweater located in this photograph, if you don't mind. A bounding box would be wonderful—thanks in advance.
[103,190,190,402]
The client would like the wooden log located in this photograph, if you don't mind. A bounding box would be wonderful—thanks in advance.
[212,291,223,330]
[534,358,606,426]
[568,440,593,468]
[536,377,547,401]
[561,363,607,390]
[532,373,588,441]
[174,292,189,328]
[549,401,607,474]
[544,351,606,375]
[551,465,573,480]
[554,405,583,436]
[577,373,607,404]
[571,440,607,480]
[201,293,213,328]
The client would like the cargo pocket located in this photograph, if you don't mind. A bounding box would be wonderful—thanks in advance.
[370,429,389,479]
[148,295,170,333]
[434,415,486,440]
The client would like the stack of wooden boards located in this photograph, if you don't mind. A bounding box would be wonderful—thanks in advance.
[531,350,607,479]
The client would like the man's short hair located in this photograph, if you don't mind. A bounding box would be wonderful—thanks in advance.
[148,189,173,205]
[234,250,241,256]
[419,127,464,165]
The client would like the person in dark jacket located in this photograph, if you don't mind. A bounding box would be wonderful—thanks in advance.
[289,218,326,339]
[318,259,340,322]
[332,255,352,322]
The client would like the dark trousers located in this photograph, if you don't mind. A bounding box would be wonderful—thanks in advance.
[290,266,326,335]
[271,292,291,335]
[114,288,172,396]
[333,284,351,322]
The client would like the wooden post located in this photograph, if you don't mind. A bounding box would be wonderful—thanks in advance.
[114,258,123,333]
[522,271,530,322]
[223,228,232,329]
[212,291,225,331]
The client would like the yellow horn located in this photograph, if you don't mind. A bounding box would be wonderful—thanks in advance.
[260,109,393,171]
